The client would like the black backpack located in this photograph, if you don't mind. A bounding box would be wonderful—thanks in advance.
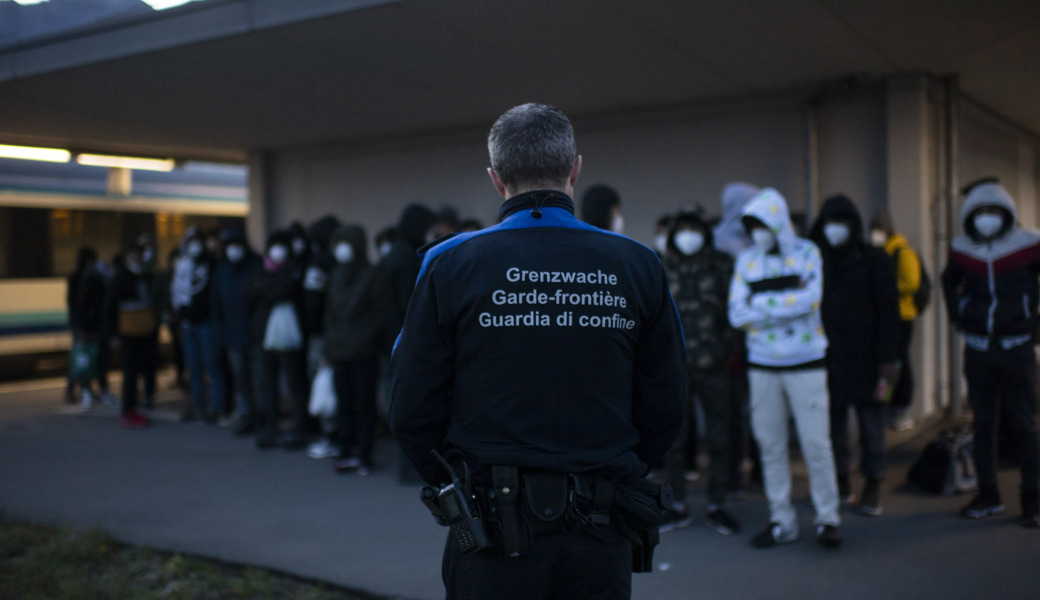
[895,246,932,315]
[907,428,977,496]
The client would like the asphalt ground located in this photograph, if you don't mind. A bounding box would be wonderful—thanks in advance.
[1,372,1039,599]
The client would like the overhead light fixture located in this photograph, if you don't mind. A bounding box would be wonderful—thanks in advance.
[76,154,176,172]
[141,1,199,10]
[0,143,71,163]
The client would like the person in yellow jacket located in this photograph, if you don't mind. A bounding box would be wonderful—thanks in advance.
[869,209,920,431]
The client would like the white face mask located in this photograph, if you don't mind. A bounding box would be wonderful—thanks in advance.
[226,244,245,263]
[823,223,851,247]
[186,240,203,259]
[141,248,153,263]
[611,213,625,234]
[379,241,393,257]
[673,231,705,256]
[751,228,776,252]
[870,229,888,247]
[973,213,1004,238]
[268,244,288,263]
[292,238,306,256]
[654,233,668,254]
[334,242,354,264]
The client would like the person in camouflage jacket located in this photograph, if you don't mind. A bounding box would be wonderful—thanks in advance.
[662,207,742,536]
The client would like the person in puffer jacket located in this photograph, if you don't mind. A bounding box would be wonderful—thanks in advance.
[942,178,1040,527]
[728,188,842,549]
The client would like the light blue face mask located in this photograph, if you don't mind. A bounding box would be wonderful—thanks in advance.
[334,243,354,264]
[973,213,1004,238]
[751,228,775,252]
[823,223,850,247]
[673,231,705,255]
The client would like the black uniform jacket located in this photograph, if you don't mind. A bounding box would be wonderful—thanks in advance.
[389,190,686,485]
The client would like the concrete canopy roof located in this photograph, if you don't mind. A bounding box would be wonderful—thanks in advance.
[1,0,1038,164]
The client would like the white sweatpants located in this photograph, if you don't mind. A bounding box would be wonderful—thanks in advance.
[749,367,840,531]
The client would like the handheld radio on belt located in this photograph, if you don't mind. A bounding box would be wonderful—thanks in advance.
[421,450,492,554]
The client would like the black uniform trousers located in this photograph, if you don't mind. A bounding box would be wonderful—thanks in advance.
[442,524,631,600]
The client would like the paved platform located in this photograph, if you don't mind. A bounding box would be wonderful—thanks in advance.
[1,374,1038,599]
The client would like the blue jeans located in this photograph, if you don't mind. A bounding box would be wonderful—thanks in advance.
[226,347,254,421]
[181,320,226,415]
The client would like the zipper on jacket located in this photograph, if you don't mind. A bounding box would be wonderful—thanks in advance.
[986,244,997,336]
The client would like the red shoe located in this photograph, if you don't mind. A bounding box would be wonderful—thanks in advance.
[119,411,150,429]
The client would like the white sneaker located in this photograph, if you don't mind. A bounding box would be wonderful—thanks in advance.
[99,391,118,407]
[80,389,93,410]
[306,438,338,459]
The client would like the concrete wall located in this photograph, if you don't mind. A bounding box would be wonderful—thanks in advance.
[958,105,1040,229]
[254,98,812,251]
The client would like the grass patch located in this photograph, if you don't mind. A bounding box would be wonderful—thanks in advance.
[0,518,382,600]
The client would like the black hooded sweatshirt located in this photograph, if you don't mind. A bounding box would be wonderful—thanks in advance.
[302,215,341,335]
[323,225,387,362]
[809,195,900,388]
[379,204,437,351]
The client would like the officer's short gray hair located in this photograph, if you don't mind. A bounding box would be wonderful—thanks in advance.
[488,103,577,191]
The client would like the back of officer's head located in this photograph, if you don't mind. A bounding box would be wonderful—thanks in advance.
[488,103,576,191]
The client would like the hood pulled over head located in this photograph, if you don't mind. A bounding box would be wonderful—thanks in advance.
[397,204,437,249]
[961,178,1016,240]
[329,224,369,265]
[741,188,797,254]
[809,194,864,249]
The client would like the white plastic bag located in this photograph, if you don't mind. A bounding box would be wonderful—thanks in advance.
[263,301,303,351]
[308,365,337,418]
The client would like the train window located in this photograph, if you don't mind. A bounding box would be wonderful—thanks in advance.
[0,206,243,278]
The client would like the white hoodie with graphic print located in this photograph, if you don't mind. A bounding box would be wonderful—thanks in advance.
[728,188,828,367]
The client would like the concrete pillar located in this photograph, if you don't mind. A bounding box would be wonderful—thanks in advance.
[885,75,946,418]
[1016,141,1038,228]
[246,151,269,249]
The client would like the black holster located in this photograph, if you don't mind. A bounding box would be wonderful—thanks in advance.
[611,479,672,573]
[490,465,528,557]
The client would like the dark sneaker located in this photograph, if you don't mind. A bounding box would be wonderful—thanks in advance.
[960,495,1004,519]
[335,456,363,473]
[855,480,882,516]
[1022,514,1040,528]
[705,508,741,535]
[233,419,255,436]
[256,436,279,450]
[281,435,306,451]
[659,503,693,533]
[750,522,797,548]
[816,524,842,548]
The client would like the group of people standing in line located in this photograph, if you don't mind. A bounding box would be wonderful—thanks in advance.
[581,181,929,548]
[646,176,1040,547]
[65,205,480,476]
[65,170,1039,540]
